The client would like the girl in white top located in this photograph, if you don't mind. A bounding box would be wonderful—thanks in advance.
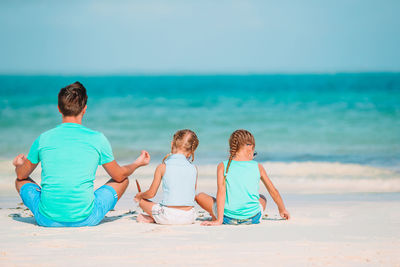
[135,129,199,224]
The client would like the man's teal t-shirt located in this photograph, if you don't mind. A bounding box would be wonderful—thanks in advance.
[27,123,114,222]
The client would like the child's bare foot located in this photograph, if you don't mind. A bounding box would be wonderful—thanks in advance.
[137,213,155,223]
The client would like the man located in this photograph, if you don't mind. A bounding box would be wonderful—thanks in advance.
[13,81,150,227]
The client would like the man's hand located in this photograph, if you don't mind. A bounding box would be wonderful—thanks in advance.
[13,154,37,180]
[280,209,290,220]
[201,220,223,226]
[104,151,150,183]
[13,154,27,167]
[134,150,150,167]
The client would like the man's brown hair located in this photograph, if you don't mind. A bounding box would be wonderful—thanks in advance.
[58,81,88,116]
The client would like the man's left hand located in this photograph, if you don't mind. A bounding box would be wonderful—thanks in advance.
[134,150,150,167]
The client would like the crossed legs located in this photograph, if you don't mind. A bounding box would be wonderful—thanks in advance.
[195,192,267,220]
[16,177,129,200]
[136,199,156,223]
[15,177,38,193]
[104,178,129,200]
[195,193,217,220]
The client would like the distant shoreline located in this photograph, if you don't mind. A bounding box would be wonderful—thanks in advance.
[1,72,400,77]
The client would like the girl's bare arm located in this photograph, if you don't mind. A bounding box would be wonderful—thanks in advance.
[202,162,226,226]
[259,163,290,220]
[135,163,165,200]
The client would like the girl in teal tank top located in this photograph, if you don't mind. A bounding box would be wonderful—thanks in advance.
[196,129,290,225]
[222,159,261,219]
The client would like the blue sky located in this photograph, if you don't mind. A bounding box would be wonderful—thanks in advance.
[0,0,399,74]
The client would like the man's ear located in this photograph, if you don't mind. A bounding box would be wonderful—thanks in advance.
[57,105,62,115]
[81,105,87,116]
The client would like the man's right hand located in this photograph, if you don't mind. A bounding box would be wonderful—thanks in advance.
[13,154,27,167]
[134,150,150,167]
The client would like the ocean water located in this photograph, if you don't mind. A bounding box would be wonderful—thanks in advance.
[1,74,400,164]
[1,74,400,193]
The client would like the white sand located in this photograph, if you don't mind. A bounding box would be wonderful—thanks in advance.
[1,161,400,266]
[1,190,399,266]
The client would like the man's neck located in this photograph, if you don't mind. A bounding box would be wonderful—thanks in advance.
[62,116,82,124]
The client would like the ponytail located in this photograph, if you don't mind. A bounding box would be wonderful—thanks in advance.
[162,153,171,164]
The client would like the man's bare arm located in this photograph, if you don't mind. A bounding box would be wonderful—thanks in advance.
[13,154,38,180]
[103,150,150,182]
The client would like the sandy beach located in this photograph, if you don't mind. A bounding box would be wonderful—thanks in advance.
[1,1,400,265]
[1,193,399,266]
[1,163,399,266]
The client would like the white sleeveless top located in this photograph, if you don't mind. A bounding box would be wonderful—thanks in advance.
[160,154,197,206]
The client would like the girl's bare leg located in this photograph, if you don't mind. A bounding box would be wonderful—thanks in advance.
[195,192,217,220]
[259,194,267,215]
[137,199,156,223]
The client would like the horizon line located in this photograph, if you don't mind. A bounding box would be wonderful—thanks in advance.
[0,71,400,77]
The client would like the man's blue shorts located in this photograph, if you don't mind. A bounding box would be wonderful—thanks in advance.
[19,183,118,227]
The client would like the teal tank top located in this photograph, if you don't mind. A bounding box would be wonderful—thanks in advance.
[223,160,261,219]
[160,154,197,206]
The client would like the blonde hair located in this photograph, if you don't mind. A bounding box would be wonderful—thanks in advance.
[162,129,199,163]
[225,129,255,179]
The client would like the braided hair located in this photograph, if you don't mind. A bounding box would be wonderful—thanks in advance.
[224,129,255,179]
[162,129,199,163]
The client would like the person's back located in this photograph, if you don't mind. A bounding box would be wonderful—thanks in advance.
[13,81,150,227]
[135,129,199,225]
[161,154,197,207]
[196,129,290,226]
[30,123,113,222]
[223,159,260,219]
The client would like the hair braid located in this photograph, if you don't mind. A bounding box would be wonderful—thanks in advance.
[162,129,199,163]
[224,129,255,179]
[191,142,195,162]
[162,153,171,164]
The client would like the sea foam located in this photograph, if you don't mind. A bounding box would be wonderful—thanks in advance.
[1,160,399,194]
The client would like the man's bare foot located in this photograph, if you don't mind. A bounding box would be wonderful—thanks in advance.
[137,213,155,223]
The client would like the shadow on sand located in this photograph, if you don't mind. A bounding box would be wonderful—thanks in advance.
[195,216,213,222]
[262,217,286,221]
[10,210,139,226]
[10,213,37,225]
[100,211,137,224]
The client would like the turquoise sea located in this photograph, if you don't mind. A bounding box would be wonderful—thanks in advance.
[1,74,400,170]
